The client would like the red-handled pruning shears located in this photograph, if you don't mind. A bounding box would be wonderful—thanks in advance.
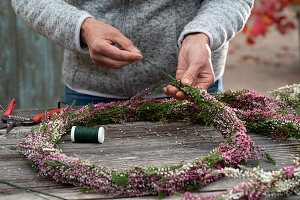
[0,99,66,134]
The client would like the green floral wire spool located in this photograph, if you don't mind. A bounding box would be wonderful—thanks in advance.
[16,59,299,199]
[71,126,105,143]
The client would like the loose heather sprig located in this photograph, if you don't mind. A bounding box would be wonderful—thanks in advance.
[143,59,177,82]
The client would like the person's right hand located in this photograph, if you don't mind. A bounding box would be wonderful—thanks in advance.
[81,18,143,69]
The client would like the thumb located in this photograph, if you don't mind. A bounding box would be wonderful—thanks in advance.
[181,66,199,86]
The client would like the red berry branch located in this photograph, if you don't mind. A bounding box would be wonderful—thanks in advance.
[244,0,298,44]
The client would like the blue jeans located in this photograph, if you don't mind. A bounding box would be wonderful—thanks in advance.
[65,78,223,106]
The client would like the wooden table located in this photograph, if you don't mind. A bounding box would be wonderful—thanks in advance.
[0,108,299,200]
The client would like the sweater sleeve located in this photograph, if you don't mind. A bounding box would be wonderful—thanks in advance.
[178,0,254,52]
[11,0,94,53]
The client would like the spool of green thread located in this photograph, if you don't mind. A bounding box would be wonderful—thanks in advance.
[71,126,105,143]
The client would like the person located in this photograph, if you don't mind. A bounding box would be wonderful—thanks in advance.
[12,0,253,106]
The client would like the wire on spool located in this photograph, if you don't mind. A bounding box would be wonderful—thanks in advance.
[71,126,105,143]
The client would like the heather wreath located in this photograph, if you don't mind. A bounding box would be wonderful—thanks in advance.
[17,83,299,199]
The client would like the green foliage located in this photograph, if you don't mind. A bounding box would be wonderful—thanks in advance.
[28,159,35,166]
[43,105,48,113]
[158,191,168,199]
[226,134,233,145]
[185,183,200,191]
[216,196,226,200]
[269,188,277,194]
[245,120,273,135]
[30,126,37,132]
[254,159,260,167]
[8,146,17,150]
[66,177,79,183]
[146,167,159,176]
[81,105,125,127]
[184,181,204,192]
[265,153,276,165]
[80,187,95,193]
[111,173,128,187]
[70,100,76,107]
[190,111,213,126]
[43,160,69,168]
[245,119,299,140]
[202,152,224,169]
[53,135,61,144]
[158,177,168,184]
[151,80,163,91]
[17,152,24,156]
[271,84,300,114]
[239,159,246,166]
[174,192,182,196]
[169,161,184,172]
[89,164,96,169]
[88,103,94,113]
[137,100,183,122]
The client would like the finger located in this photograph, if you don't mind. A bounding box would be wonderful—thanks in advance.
[96,41,143,61]
[163,85,171,96]
[164,85,187,100]
[168,86,180,97]
[175,91,187,100]
[164,85,176,96]
[163,87,170,96]
[163,85,175,97]
[113,33,142,54]
[91,54,133,69]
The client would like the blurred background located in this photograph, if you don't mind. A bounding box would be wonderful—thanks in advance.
[0,0,300,109]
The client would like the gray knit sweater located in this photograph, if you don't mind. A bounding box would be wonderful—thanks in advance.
[11,0,253,98]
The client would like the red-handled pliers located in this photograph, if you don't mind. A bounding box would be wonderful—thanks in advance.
[0,99,66,134]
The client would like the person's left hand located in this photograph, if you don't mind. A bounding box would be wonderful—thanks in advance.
[163,33,215,100]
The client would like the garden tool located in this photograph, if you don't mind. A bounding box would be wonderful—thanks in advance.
[0,98,66,134]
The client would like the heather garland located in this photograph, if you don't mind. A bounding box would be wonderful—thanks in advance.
[270,83,300,114]
[216,88,300,141]
[17,83,299,198]
[183,159,300,200]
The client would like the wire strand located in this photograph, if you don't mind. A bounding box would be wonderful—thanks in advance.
[0,179,67,200]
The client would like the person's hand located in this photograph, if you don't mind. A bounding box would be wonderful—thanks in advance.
[81,18,143,69]
[163,33,215,100]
